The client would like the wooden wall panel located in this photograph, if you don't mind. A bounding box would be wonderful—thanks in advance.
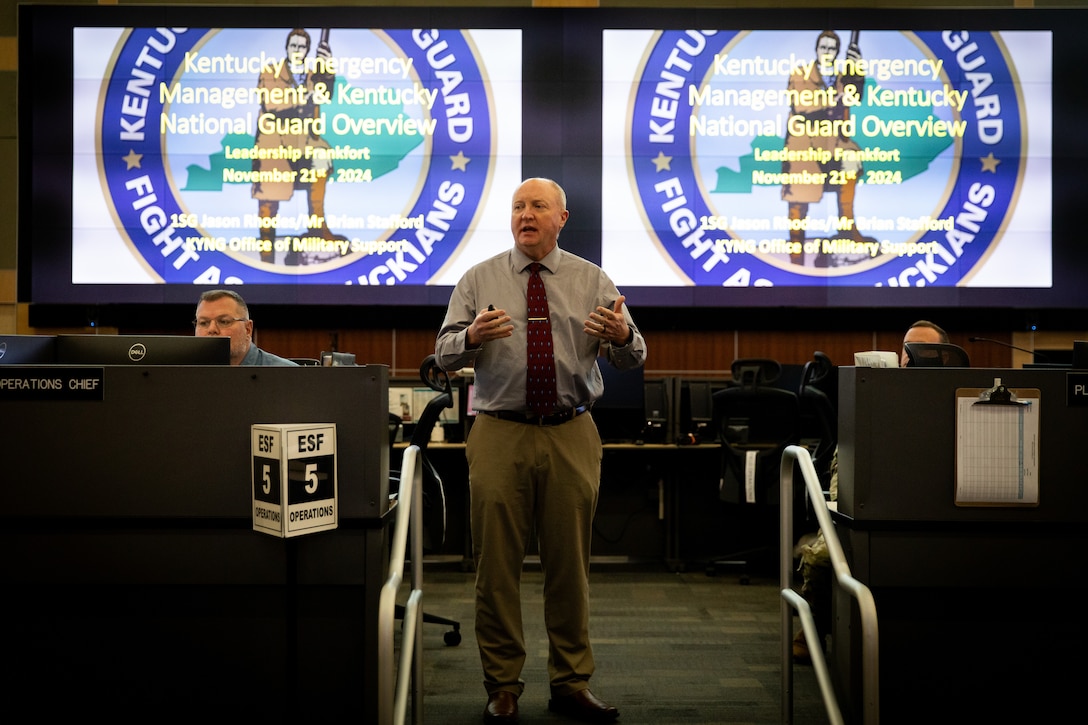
[736,330,874,370]
[255,328,328,361]
[244,326,1084,375]
[640,329,735,377]
[393,328,440,378]
[97,322,1088,376]
[337,329,395,368]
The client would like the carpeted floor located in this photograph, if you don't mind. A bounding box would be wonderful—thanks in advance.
[399,563,831,724]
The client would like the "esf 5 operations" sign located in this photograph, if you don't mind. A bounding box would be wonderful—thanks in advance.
[251,424,337,538]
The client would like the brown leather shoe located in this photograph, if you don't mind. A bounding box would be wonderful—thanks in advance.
[548,689,619,722]
[483,690,519,723]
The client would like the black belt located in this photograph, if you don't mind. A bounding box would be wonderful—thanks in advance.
[479,405,589,427]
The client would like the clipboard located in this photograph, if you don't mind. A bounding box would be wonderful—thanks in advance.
[955,379,1040,507]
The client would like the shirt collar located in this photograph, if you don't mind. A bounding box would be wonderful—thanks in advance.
[513,246,561,275]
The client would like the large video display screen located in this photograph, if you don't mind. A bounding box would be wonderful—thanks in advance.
[72,26,521,289]
[602,29,1050,290]
[17,5,1087,319]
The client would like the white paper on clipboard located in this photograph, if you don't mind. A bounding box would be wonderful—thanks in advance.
[955,386,1040,506]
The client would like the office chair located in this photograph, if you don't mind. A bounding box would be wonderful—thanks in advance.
[390,354,462,646]
[705,358,801,583]
[904,342,971,367]
[389,412,404,458]
[797,351,837,487]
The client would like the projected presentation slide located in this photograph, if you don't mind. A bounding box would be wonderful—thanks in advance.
[72,26,521,287]
[602,29,1052,289]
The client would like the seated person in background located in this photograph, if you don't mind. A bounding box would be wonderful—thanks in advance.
[193,289,298,367]
[793,319,949,663]
[900,319,950,367]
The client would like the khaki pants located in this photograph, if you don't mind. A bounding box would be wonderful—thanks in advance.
[466,411,602,697]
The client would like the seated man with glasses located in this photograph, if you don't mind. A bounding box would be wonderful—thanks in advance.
[193,289,298,366]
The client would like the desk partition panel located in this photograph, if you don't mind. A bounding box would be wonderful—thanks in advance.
[1,365,390,719]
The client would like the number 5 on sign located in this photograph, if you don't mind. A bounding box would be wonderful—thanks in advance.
[251,424,338,538]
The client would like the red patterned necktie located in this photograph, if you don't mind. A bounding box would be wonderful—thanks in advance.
[525,262,558,415]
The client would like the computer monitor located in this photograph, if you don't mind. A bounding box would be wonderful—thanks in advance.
[1022,348,1075,369]
[465,382,477,417]
[682,380,717,443]
[55,335,230,365]
[1074,341,1088,370]
[592,357,646,443]
[320,351,357,366]
[389,384,416,425]
[0,334,58,364]
[640,379,675,444]
[389,383,461,441]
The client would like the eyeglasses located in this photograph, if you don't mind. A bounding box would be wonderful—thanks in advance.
[192,316,248,330]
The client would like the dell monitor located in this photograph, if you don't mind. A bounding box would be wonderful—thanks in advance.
[55,335,231,365]
[0,335,58,364]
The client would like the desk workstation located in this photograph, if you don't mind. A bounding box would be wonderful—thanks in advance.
[1,364,390,720]
[394,440,724,571]
[392,361,821,574]
[833,365,1088,722]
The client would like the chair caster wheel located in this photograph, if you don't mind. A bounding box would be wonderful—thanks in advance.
[444,629,462,646]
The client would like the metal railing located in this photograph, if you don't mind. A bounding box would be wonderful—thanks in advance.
[780,445,879,725]
[378,445,425,725]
